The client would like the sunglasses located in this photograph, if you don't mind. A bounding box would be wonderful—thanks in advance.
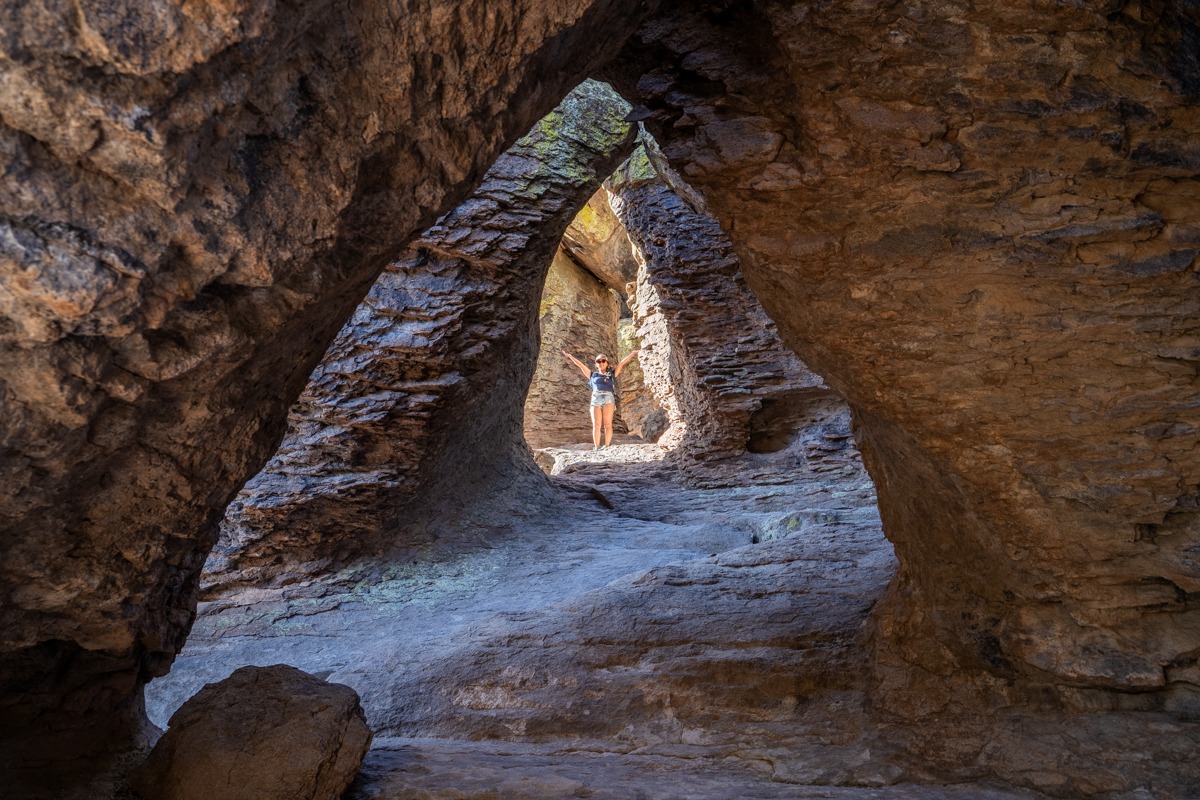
[596,359,608,363]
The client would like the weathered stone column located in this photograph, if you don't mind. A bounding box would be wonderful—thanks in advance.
[608,143,835,462]
[208,82,636,591]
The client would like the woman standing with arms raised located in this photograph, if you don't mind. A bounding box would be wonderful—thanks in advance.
[562,349,640,450]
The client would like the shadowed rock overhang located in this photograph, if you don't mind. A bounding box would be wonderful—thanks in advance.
[1,0,1199,794]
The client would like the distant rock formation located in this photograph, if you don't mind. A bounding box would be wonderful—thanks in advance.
[608,141,838,463]
[523,247,631,449]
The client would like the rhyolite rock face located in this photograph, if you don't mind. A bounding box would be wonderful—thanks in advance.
[130,664,371,800]
[561,190,641,293]
[0,0,648,784]
[603,0,1200,712]
[527,147,832,458]
[207,81,636,593]
[524,193,663,450]
[607,144,838,465]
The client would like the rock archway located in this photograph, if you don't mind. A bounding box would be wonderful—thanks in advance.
[2,0,1199,795]
[0,1,650,786]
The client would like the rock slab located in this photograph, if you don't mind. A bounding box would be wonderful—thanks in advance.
[131,664,371,800]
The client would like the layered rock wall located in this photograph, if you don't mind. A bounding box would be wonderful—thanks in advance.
[524,190,665,449]
[608,144,835,462]
[209,82,636,591]
[0,1,647,784]
[5,0,1200,790]
[604,0,1200,710]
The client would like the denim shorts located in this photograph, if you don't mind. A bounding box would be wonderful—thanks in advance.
[590,391,615,408]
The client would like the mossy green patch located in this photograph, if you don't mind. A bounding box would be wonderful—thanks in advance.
[332,548,507,609]
[510,80,633,189]
[570,196,620,242]
[610,144,658,189]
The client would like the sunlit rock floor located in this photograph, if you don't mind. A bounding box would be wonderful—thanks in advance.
[145,437,1197,798]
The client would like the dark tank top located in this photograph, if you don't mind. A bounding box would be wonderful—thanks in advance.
[589,369,616,393]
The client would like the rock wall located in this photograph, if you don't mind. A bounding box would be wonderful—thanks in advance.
[561,191,641,293]
[523,248,624,449]
[0,1,647,786]
[615,317,665,441]
[558,191,665,441]
[603,0,1200,711]
[209,82,635,593]
[5,0,1200,790]
[524,189,666,449]
[608,144,836,463]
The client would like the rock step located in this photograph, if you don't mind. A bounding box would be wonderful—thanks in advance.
[351,738,1043,800]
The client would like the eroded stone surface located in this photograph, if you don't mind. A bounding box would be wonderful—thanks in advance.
[207,81,636,594]
[603,0,1200,711]
[5,0,1200,795]
[0,0,648,783]
[561,189,641,291]
[608,144,838,464]
[151,442,1200,798]
[351,739,1044,800]
[131,664,371,800]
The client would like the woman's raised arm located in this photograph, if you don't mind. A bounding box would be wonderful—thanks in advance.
[613,349,640,377]
[562,349,593,379]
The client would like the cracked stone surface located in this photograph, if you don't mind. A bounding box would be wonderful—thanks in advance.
[149,438,1200,798]
[4,0,1200,795]
[351,739,1044,800]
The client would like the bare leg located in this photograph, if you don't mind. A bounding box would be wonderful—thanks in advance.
[590,404,602,448]
[602,403,616,447]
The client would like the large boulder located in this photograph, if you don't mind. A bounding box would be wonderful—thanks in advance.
[130,665,371,800]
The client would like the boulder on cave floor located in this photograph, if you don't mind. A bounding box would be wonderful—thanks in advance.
[130,664,372,800]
